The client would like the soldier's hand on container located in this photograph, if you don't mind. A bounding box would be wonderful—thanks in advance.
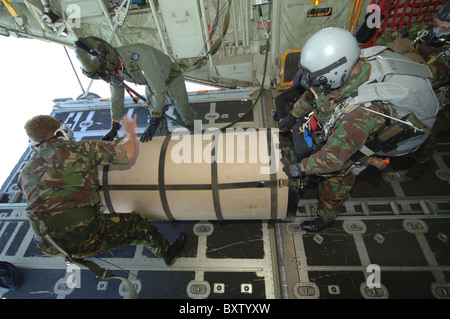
[123,114,139,162]
[283,160,303,179]
[140,116,162,142]
[123,114,138,138]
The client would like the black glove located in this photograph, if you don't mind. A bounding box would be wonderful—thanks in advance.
[272,110,279,122]
[283,160,303,179]
[278,113,298,132]
[140,116,162,142]
[101,121,122,141]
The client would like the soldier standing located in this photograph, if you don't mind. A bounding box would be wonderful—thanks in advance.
[75,37,197,142]
[18,114,185,265]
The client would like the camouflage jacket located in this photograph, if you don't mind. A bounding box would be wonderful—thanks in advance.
[292,58,388,175]
[18,139,129,221]
[376,22,450,90]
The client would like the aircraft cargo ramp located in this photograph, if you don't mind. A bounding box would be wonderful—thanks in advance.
[1,89,449,300]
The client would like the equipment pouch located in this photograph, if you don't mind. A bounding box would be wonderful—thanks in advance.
[366,112,429,154]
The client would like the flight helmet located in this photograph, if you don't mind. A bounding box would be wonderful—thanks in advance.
[300,27,361,91]
[75,37,122,81]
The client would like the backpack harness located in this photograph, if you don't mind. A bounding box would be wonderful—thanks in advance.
[299,46,439,175]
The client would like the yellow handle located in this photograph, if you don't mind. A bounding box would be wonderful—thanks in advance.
[2,0,19,17]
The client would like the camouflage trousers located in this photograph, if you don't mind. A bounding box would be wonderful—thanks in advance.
[34,212,169,259]
[412,107,450,164]
[316,173,356,222]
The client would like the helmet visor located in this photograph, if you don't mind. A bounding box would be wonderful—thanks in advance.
[300,56,348,90]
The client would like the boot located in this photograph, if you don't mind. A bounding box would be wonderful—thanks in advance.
[405,160,428,182]
[300,217,334,232]
[101,121,122,141]
[164,233,186,266]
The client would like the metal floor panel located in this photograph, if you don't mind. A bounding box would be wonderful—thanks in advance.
[280,218,450,299]
[0,210,277,299]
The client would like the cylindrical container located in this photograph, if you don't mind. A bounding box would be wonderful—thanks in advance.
[98,129,290,220]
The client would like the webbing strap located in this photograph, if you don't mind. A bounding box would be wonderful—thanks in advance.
[35,225,138,298]
[211,134,223,220]
[158,135,175,221]
[107,180,278,191]
[267,130,278,219]
[102,165,116,213]
[72,259,138,299]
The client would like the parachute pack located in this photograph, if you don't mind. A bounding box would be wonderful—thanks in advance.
[343,46,439,158]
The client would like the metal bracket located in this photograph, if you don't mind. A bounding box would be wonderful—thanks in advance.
[241,283,253,294]
[373,233,385,244]
[54,277,75,295]
[403,219,428,233]
[193,222,214,236]
[187,280,211,299]
[213,283,225,294]
[286,222,302,235]
[360,282,389,299]
[119,280,141,297]
[431,283,450,299]
[343,220,367,234]
[328,285,340,295]
[97,281,108,291]
[294,282,320,299]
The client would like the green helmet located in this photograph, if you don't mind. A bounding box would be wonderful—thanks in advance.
[75,37,122,81]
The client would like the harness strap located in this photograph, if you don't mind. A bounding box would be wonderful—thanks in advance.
[71,259,139,299]
[29,207,139,299]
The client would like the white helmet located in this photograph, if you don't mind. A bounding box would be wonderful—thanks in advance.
[300,27,360,91]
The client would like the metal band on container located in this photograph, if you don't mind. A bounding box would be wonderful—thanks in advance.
[158,134,175,221]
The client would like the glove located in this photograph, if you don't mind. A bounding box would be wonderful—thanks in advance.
[278,113,298,132]
[140,116,162,142]
[283,160,303,179]
[101,121,122,141]
[272,110,279,122]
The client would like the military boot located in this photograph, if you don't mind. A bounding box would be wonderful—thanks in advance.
[164,233,186,266]
[300,217,334,232]
[101,121,122,141]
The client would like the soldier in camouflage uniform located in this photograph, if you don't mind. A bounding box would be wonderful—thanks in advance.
[278,28,389,232]
[75,37,197,143]
[375,1,450,181]
[18,114,185,265]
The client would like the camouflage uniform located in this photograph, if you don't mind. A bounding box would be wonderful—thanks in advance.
[291,58,387,221]
[18,139,169,259]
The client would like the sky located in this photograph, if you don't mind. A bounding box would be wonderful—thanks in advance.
[0,36,214,187]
